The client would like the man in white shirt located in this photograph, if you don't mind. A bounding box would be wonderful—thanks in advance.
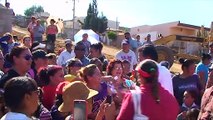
[115,39,137,71]
[137,44,174,95]
[57,39,75,66]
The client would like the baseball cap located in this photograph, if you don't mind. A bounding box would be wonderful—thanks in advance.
[58,81,98,112]
[32,50,47,59]
[65,39,72,45]
[121,39,130,45]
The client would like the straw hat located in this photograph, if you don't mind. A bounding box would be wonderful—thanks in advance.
[58,81,98,112]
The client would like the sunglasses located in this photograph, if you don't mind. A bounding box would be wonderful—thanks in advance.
[23,54,33,61]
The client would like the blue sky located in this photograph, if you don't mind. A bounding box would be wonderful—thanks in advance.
[1,0,213,28]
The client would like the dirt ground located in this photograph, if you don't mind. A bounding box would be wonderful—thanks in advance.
[12,26,182,73]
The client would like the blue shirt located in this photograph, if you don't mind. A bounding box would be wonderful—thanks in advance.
[195,62,209,83]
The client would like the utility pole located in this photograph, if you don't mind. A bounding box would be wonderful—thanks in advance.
[72,0,75,40]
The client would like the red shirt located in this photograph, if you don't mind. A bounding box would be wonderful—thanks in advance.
[42,85,57,110]
[117,84,179,120]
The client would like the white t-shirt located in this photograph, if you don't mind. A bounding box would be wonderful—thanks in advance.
[158,64,174,95]
[1,112,31,120]
[115,50,137,71]
[57,49,75,66]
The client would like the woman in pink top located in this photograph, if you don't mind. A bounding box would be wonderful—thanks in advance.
[117,59,179,120]
[46,19,58,53]
[38,65,64,110]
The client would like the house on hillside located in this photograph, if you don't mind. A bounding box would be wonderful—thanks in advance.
[130,21,210,55]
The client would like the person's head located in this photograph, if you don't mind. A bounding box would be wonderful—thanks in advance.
[58,81,98,113]
[0,50,4,70]
[3,32,13,44]
[201,53,211,65]
[36,19,41,25]
[82,33,88,41]
[79,64,102,87]
[135,59,159,103]
[31,16,36,23]
[46,53,57,65]
[121,39,130,53]
[137,44,158,62]
[147,34,151,40]
[185,108,200,120]
[66,58,83,75]
[38,65,64,86]
[124,32,131,40]
[89,42,103,58]
[122,60,131,75]
[74,41,86,59]
[5,2,10,8]
[22,35,32,48]
[136,35,140,41]
[89,58,103,72]
[183,90,197,107]
[50,19,56,25]
[32,50,48,70]
[179,58,195,75]
[9,46,32,74]
[64,39,73,52]
[4,77,39,116]
[107,59,123,78]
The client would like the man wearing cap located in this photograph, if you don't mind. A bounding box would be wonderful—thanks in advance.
[57,39,75,67]
[142,34,154,46]
[115,39,137,71]
[124,32,137,53]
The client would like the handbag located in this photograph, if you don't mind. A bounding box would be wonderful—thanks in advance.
[131,89,149,120]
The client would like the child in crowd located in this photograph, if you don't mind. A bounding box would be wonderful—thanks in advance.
[177,90,199,120]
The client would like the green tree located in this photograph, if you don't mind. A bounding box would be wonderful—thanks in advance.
[107,31,117,40]
[24,5,44,17]
[83,0,108,33]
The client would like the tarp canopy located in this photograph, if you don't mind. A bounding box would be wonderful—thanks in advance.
[74,29,99,44]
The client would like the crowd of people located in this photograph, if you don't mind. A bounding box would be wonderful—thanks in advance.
[1,21,213,120]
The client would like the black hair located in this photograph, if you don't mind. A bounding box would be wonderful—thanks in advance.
[185,108,200,120]
[90,42,103,54]
[122,60,130,65]
[74,41,86,50]
[4,77,37,111]
[202,53,211,61]
[138,59,159,103]
[137,45,158,61]
[9,46,29,64]
[30,42,40,52]
[184,90,197,99]
[124,32,130,35]
[38,65,63,85]
[179,58,195,70]
[66,58,82,74]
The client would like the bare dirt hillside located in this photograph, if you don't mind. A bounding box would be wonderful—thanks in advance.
[12,26,181,73]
